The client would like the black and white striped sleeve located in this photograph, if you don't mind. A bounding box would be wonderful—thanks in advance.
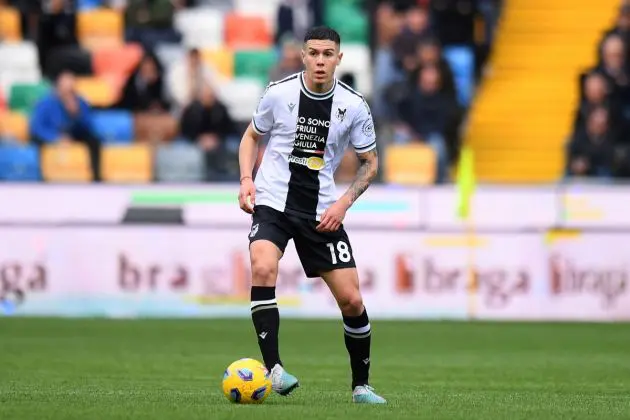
[350,100,376,153]
[251,84,275,135]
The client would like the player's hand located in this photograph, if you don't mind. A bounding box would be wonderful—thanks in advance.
[239,177,256,214]
[316,199,349,232]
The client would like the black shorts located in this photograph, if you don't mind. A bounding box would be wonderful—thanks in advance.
[247,205,356,278]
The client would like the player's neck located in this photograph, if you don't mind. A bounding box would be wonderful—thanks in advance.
[304,72,335,94]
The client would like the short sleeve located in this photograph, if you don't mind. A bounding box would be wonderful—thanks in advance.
[350,100,377,153]
[252,85,275,135]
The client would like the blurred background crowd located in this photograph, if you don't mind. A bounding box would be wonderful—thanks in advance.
[0,0,626,185]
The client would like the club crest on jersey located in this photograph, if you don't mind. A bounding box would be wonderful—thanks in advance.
[336,107,347,122]
[362,119,375,138]
[288,154,325,171]
[288,103,296,113]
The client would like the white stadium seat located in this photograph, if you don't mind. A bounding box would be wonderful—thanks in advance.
[216,78,264,122]
[234,0,283,31]
[0,42,39,73]
[154,43,186,69]
[336,44,372,97]
[174,7,224,49]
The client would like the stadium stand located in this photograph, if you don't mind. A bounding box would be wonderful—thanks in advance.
[465,0,620,183]
[0,0,490,185]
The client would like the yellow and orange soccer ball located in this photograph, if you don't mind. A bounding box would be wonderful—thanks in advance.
[222,358,272,404]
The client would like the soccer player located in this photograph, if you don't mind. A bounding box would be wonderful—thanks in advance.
[237,26,386,404]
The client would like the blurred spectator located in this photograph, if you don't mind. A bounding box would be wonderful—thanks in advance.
[566,107,623,178]
[275,0,313,45]
[269,40,303,82]
[573,72,618,134]
[30,71,103,181]
[600,4,630,60]
[430,0,476,46]
[166,48,220,114]
[397,65,458,183]
[392,5,433,72]
[116,51,169,112]
[37,0,78,76]
[411,37,457,99]
[122,0,183,50]
[179,83,237,180]
[595,34,630,102]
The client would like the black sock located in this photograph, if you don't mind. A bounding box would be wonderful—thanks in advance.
[251,286,281,369]
[343,308,371,389]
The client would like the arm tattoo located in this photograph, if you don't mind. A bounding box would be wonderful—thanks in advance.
[347,149,378,206]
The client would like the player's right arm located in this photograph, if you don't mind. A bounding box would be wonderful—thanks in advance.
[238,85,275,214]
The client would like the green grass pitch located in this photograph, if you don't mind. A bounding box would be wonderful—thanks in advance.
[1,318,629,419]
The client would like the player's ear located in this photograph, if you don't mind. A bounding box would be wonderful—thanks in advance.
[337,51,343,65]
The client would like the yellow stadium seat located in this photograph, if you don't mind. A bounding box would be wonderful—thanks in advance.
[77,9,123,50]
[102,144,153,183]
[384,143,436,185]
[202,48,234,80]
[41,143,93,182]
[0,7,21,41]
[0,111,29,142]
[75,77,116,107]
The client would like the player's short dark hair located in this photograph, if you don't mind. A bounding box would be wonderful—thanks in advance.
[303,26,341,46]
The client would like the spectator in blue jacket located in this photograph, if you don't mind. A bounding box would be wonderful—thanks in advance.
[30,70,102,181]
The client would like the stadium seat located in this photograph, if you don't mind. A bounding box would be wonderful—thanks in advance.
[155,43,186,70]
[324,1,368,44]
[77,8,123,50]
[202,48,234,80]
[384,143,437,185]
[92,43,143,78]
[0,143,40,181]
[233,0,282,31]
[154,142,206,182]
[0,6,21,41]
[234,50,277,86]
[134,112,178,143]
[216,79,264,122]
[8,82,50,114]
[224,13,272,49]
[75,77,117,107]
[443,46,475,106]
[102,144,153,183]
[0,69,42,104]
[0,111,29,143]
[174,7,223,49]
[0,42,39,74]
[335,44,372,97]
[78,0,103,10]
[41,143,93,182]
[92,110,134,144]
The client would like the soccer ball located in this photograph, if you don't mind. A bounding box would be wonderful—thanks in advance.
[222,358,272,404]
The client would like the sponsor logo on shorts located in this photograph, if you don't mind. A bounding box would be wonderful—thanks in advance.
[288,155,325,171]
[250,223,259,238]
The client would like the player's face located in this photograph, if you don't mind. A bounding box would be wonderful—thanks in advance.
[302,40,342,86]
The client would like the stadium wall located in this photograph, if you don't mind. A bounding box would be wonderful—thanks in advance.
[0,184,628,321]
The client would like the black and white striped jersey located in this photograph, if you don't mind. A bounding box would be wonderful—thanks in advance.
[251,71,377,221]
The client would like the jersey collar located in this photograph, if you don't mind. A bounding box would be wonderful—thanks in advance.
[300,71,337,101]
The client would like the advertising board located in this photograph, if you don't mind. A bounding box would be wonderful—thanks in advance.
[1,227,628,320]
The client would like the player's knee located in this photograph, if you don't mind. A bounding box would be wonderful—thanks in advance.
[338,293,364,316]
[251,260,278,286]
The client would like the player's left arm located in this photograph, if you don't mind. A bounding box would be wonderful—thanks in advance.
[316,101,378,233]
[344,147,379,207]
